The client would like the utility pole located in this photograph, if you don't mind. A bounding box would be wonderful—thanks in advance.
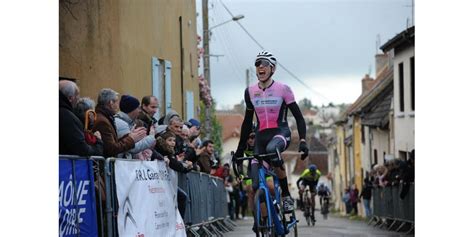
[246,68,250,88]
[202,0,210,88]
[202,0,211,139]
[201,3,243,139]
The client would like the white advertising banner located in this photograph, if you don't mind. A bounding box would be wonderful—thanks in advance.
[115,160,185,237]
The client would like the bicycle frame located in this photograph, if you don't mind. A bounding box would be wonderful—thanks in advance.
[303,189,311,210]
[254,158,286,235]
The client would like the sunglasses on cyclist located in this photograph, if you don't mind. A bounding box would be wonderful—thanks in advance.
[254,59,271,67]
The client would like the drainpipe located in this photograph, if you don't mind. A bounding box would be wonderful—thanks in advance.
[369,128,373,168]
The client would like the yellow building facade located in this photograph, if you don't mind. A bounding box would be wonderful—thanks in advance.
[331,115,363,215]
[333,123,347,214]
[60,0,200,119]
[352,116,363,193]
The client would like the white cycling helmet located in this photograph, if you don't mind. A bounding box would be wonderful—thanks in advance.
[255,51,277,68]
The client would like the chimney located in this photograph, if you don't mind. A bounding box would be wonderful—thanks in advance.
[361,74,374,94]
[375,53,389,76]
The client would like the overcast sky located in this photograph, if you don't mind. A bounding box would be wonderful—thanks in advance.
[196,0,413,109]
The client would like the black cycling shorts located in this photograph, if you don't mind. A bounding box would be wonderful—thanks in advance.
[254,127,291,157]
[301,180,318,193]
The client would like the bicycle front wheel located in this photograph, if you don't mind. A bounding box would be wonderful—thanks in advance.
[282,209,298,237]
[254,189,276,237]
[303,195,311,226]
[322,202,329,219]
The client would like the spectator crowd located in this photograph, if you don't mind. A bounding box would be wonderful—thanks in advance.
[341,150,415,217]
[59,79,240,222]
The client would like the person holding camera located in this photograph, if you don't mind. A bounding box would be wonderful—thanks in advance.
[197,140,215,174]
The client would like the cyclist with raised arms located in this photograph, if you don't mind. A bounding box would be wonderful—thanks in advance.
[235,51,309,216]
[297,164,321,223]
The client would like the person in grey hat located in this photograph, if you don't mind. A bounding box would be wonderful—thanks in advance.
[93,89,146,157]
[163,109,180,125]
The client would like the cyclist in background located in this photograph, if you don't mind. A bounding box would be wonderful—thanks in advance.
[297,164,321,223]
[317,183,331,207]
[240,126,277,213]
[235,51,309,215]
[318,183,331,218]
[241,128,257,216]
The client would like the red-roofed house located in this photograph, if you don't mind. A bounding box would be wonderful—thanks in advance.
[216,111,244,165]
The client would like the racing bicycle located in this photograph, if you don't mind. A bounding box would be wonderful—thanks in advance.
[302,188,315,226]
[232,149,298,237]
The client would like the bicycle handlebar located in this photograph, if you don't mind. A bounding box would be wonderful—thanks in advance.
[231,152,277,162]
[230,151,279,178]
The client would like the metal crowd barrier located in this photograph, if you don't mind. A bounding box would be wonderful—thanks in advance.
[104,158,119,237]
[369,183,414,234]
[181,171,229,223]
[60,155,234,237]
[59,155,105,237]
[177,172,192,224]
[178,170,233,237]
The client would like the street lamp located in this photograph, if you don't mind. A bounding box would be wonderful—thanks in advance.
[202,0,244,139]
[209,15,245,30]
[204,14,245,89]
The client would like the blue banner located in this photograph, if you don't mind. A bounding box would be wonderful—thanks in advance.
[59,158,98,237]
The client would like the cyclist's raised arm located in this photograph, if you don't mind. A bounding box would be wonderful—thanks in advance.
[288,102,306,141]
[235,88,254,161]
[288,101,309,160]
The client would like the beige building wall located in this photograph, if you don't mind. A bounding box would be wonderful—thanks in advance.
[393,47,415,157]
[352,117,363,190]
[287,157,301,198]
[372,128,390,163]
[336,125,348,214]
[360,127,389,217]
[352,116,364,216]
[221,137,239,165]
[328,143,342,212]
[60,0,200,118]
[332,164,342,211]
[362,126,372,172]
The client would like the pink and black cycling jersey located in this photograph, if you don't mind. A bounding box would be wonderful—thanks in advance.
[245,81,295,131]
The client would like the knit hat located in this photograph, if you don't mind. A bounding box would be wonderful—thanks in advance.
[188,118,201,129]
[163,109,180,125]
[120,95,140,113]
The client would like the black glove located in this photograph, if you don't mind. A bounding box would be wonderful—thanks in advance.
[273,159,284,168]
[234,149,244,160]
[299,141,309,160]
